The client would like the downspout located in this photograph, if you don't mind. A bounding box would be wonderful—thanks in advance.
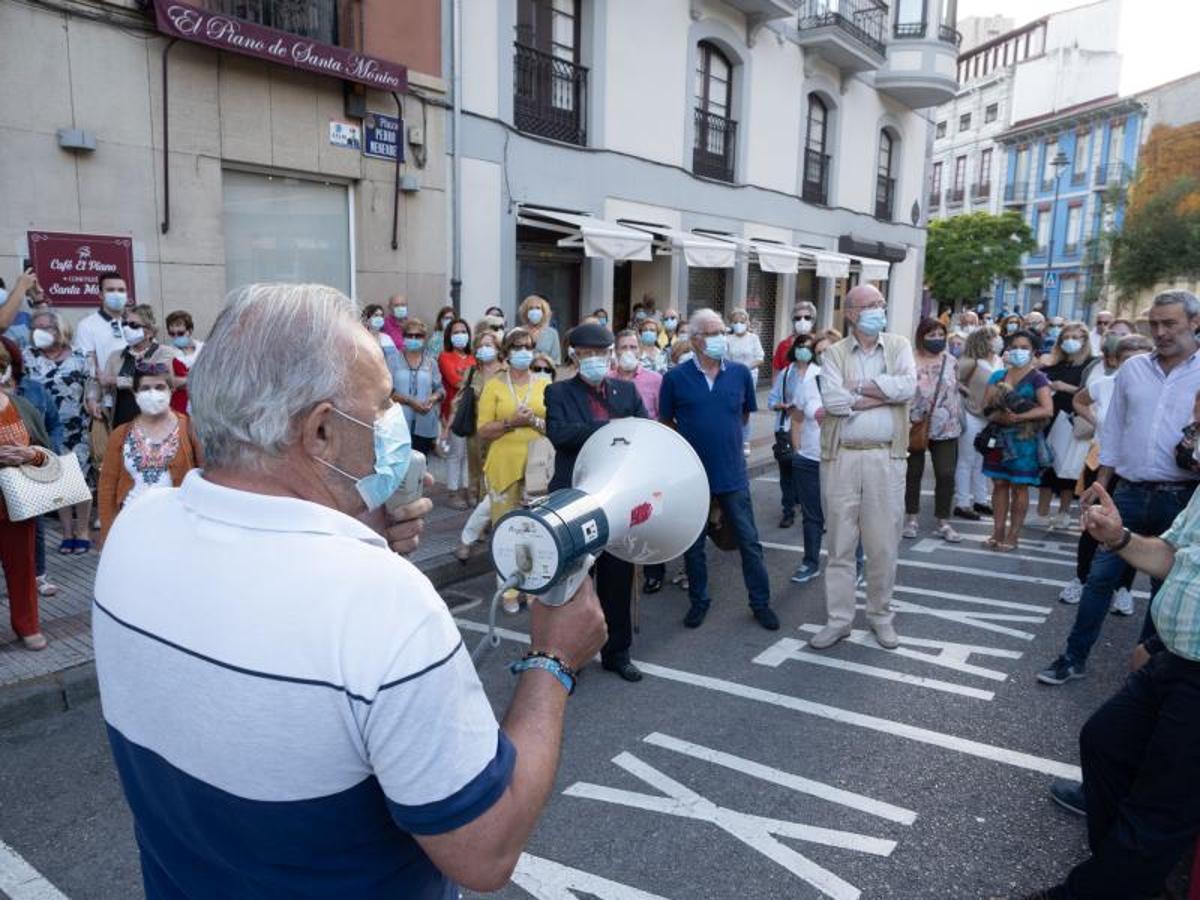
[159,38,178,234]
[449,0,463,312]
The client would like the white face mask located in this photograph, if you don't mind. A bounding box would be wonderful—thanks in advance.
[32,328,55,350]
[732,322,747,335]
[990,337,1005,355]
[617,350,639,372]
[123,326,146,346]
[794,317,814,335]
[135,388,170,416]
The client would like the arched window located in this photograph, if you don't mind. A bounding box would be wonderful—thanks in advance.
[693,42,736,182]
[876,130,896,220]
[803,94,829,204]
[695,42,732,118]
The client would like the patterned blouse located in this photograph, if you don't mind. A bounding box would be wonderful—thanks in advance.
[22,347,92,477]
[910,353,963,442]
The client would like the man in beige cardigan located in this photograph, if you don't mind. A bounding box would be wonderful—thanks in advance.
[811,285,916,650]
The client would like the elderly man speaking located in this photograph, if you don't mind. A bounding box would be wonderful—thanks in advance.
[93,285,606,898]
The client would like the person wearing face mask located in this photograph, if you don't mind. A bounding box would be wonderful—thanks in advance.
[661,308,682,341]
[1025,309,1047,344]
[75,272,134,406]
[97,365,199,549]
[1,268,48,349]
[1090,309,1114,356]
[427,305,456,355]
[668,337,694,369]
[438,317,475,509]
[999,314,1024,340]
[903,319,964,544]
[519,294,561,365]
[947,331,966,359]
[1040,316,1065,354]
[610,329,663,420]
[659,308,778,631]
[380,293,409,349]
[452,328,507,562]
[393,318,444,457]
[726,307,765,454]
[810,285,916,651]
[980,329,1055,552]
[953,325,1002,521]
[636,317,668,374]
[165,310,204,415]
[100,304,178,430]
[773,301,818,372]
[589,308,610,330]
[545,324,648,681]
[94,283,607,899]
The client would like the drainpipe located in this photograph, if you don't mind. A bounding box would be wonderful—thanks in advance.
[449,0,463,312]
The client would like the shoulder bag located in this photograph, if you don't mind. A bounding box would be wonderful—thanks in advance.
[772,367,794,463]
[0,451,92,521]
[449,367,478,438]
[908,357,946,453]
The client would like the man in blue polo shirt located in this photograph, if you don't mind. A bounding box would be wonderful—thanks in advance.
[659,307,778,631]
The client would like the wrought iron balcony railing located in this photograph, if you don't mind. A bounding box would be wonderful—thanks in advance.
[693,108,738,183]
[1094,162,1131,188]
[802,148,830,204]
[937,24,962,45]
[513,43,589,146]
[947,187,965,205]
[928,190,942,209]
[971,181,991,199]
[1003,181,1029,204]
[797,0,888,57]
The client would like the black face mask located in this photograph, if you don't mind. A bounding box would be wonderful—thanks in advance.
[924,338,947,354]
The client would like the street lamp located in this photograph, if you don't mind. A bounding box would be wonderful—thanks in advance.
[1043,150,1069,315]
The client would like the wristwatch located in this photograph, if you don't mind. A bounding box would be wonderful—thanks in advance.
[1105,527,1132,553]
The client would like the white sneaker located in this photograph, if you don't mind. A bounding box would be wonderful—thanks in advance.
[1110,587,1135,616]
[36,574,59,597]
[1058,578,1083,605]
[902,519,919,539]
[1052,514,1074,531]
[936,523,963,543]
[1025,513,1051,528]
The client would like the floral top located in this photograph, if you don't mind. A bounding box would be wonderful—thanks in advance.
[22,347,92,477]
[910,353,963,441]
[122,422,180,506]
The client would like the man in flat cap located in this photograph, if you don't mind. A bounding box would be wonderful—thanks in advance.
[545,322,648,682]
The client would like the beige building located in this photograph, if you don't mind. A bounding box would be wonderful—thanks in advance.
[0,0,447,334]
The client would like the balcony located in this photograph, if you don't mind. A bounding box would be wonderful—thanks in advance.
[802,148,831,204]
[513,44,589,147]
[928,190,942,210]
[937,24,962,45]
[971,181,992,200]
[875,175,895,220]
[947,187,965,207]
[1094,162,1131,189]
[1003,181,1029,204]
[1070,170,1088,187]
[795,0,888,74]
[1064,242,1080,256]
[204,0,338,43]
[693,108,737,183]
[894,22,927,38]
[876,14,959,108]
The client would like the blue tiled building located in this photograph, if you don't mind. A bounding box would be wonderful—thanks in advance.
[994,95,1143,320]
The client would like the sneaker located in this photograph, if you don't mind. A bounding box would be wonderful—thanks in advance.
[870,621,900,650]
[1049,780,1087,817]
[1037,656,1086,686]
[1025,513,1052,528]
[36,575,59,597]
[1058,578,1083,605]
[790,561,820,584]
[953,506,981,521]
[936,523,962,543]
[902,520,919,539]
[1052,513,1073,531]
[1110,587,1134,616]
[808,624,851,650]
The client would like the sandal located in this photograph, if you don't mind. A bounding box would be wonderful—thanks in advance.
[58,539,76,555]
[73,539,92,555]
[984,537,1001,550]
[994,541,1018,553]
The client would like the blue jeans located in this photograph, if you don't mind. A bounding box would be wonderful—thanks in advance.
[1064,481,1196,666]
[790,455,824,567]
[685,488,771,611]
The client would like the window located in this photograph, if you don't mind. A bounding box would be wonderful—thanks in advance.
[1015,146,1030,183]
[895,0,926,35]
[936,120,947,139]
[1042,140,1059,188]
[979,148,993,186]
[1065,204,1083,251]
[514,0,586,145]
[959,113,971,132]
[931,161,943,193]
[1035,208,1050,251]
[953,156,966,191]
[693,42,736,182]
[985,103,998,123]
[695,41,732,119]
[1059,276,1079,319]
[803,94,830,204]
[222,170,351,295]
[206,0,337,43]
[1108,120,1125,165]
[876,131,895,220]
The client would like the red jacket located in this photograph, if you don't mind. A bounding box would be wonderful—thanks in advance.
[772,337,794,372]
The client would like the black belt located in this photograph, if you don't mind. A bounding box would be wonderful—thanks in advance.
[1123,480,1198,492]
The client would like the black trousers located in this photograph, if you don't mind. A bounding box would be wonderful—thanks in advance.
[1065,651,1200,898]
[594,551,633,664]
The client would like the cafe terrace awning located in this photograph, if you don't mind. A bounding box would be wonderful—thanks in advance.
[516,205,653,262]
[620,223,737,269]
[847,255,891,281]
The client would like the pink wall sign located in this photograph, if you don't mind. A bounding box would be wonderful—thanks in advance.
[27,232,136,308]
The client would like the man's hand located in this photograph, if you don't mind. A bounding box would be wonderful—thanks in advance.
[528,576,607,673]
[1080,482,1124,546]
[382,473,434,555]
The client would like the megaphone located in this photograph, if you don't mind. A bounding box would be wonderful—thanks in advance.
[490,418,710,606]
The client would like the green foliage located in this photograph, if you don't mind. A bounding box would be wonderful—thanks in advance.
[1109,177,1200,295]
[925,212,1036,304]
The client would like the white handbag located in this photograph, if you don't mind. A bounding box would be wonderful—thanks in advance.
[0,452,92,521]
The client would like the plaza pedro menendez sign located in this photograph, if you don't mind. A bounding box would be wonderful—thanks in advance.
[152,0,408,93]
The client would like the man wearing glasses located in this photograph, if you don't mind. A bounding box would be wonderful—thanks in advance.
[810,285,915,651]
[773,301,818,372]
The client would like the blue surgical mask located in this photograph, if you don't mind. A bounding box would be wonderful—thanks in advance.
[597,317,608,328]
[172,335,191,349]
[949,344,963,358]
[635,310,647,322]
[392,306,408,320]
[1061,338,1083,355]
[640,330,657,345]
[509,349,534,370]
[703,335,727,359]
[664,317,678,331]
[579,356,608,385]
[856,309,887,336]
[476,345,497,363]
[317,404,413,511]
[403,338,424,353]
[795,347,813,363]
[732,322,747,335]
[451,332,469,350]
[1006,322,1018,333]
[527,308,544,325]
[1007,348,1032,367]
[103,291,127,312]
[368,315,385,332]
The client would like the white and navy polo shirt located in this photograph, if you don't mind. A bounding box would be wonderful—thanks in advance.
[93,471,513,899]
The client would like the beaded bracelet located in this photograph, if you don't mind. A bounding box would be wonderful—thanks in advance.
[509,650,577,696]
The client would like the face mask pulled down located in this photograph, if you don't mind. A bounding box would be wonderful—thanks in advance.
[316,404,413,511]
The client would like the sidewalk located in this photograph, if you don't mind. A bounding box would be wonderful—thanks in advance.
[0,400,780,716]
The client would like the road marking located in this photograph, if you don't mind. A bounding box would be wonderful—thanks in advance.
[953,532,1078,557]
[512,853,671,900]
[642,732,917,825]
[857,598,1043,641]
[567,752,893,900]
[455,619,1082,780]
[891,584,1051,614]
[794,626,1018,680]
[752,637,995,700]
[0,838,69,900]
[911,538,1075,567]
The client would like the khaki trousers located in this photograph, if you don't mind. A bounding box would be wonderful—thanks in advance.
[820,448,905,629]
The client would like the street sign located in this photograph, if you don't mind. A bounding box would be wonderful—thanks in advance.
[1044,272,1058,291]
[27,231,136,307]
[363,112,405,163]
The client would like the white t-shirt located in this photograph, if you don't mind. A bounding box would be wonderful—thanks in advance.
[726,332,765,379]
[74,310,127,375]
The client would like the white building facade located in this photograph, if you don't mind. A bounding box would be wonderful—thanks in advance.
[457,0,963,353]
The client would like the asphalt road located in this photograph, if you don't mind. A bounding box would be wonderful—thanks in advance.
[0,477,1158,900]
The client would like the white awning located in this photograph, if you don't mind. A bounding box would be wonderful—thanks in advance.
[812,250,852,279]
[851,255,891,281]
[621,223,737,269]
[691,233,807,275]
[517,205,653,262]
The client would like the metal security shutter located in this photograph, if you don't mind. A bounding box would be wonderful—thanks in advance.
[746,263,777,381]
[687,267,727,317]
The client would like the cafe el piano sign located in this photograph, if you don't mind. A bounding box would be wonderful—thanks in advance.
[152,0,408,93]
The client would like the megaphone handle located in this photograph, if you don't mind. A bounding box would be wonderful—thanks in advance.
[537,554,594,607]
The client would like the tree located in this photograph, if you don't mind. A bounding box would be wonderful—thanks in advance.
[1109,176,1200,296]
[925,212,1035,307]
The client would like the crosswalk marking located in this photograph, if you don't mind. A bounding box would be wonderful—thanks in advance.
[911,538,1076,567]
[795,625,1018,680]
[0,838,68,900]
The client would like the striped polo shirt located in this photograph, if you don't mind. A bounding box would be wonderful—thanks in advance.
[93,471,514,898]
[1158,488,1200,661]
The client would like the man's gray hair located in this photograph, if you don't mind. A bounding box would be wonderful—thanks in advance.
[794,300,817,315]
[688,307,724,334]
[1153,290,1200,318]
[189,283,361,469]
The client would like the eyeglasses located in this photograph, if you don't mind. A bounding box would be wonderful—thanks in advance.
[531,366,554,374]
[793,315,814,322]
[403,333,425,340]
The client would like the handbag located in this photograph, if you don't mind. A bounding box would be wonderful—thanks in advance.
[523,436,556,497]
[0,451,92,521]
[772,367,794,463]
[908,357,946,453]
[1048,411,1089,481]
[706,497,738,551]
[974,422,1001,455]
[449,369,478,438]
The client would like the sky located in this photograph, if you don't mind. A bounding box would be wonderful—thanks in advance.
[956,0,1200,94]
